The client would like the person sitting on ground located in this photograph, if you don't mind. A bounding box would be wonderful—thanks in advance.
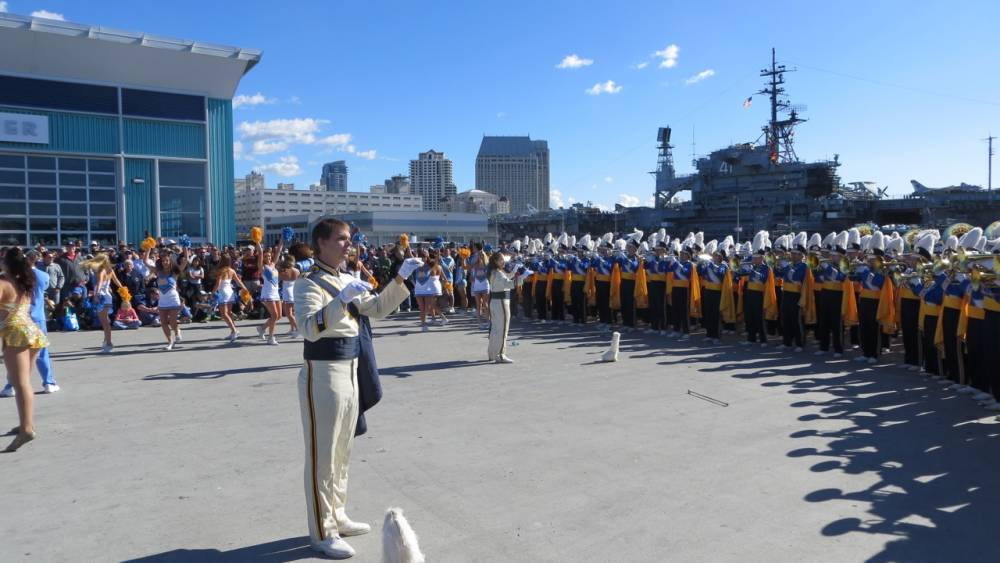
[112,300,141,330]
[134,288,161,327]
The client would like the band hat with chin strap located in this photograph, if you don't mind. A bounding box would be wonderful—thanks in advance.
[991,237,1000,254]
[915,233,936,260]
[821,232,836,251]
[718,235,734,258]
[945,235,959,252]
[692,232,705,252]
[869,231,886,256]
[832,231,849,255]
[847,228,862,250]
[975,235,987,253]
[600,232,614,248]
[860,234,872,251]
[792,231,808,253]
[752,231,767,255]
[704,240,718,256]
[886,236,904,257]
[808,232,823,251]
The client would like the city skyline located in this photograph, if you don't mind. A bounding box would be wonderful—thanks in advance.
[9,0,998,210]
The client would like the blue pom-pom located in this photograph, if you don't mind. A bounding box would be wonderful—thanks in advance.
[352,232,367,244]
[484,243,494,253]
[282,226,295,242]
[178,234,192,248]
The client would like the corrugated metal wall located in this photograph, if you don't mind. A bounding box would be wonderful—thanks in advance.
[124,158,155,243]
[0,106,118,154]
[123,118,205,159]
[207,98,235,245]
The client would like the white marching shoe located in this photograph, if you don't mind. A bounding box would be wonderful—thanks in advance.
[495,355,515,364]
[43,384,60,394]
[311,536,355,559]
[337,519,371,537]
[601,332,620,362]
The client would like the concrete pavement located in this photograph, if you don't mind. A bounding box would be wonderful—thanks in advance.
[2,312,1000,562]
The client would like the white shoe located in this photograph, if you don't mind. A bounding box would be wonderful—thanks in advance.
[43,384,60,394]
[227,331,239,342]
[496,355,515,364]
[257,325,267,340]
[267,336,279,346]
[101,342,113,354]
[337,520,371,537]
[164,339,175,351]
[0,387,14,398]
[174,332,183,343]
[866,357,877,364]
[447,307,456,314]
[311,536,355,559]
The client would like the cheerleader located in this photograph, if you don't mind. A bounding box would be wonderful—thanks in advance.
[414,250,447,331]
[278,255,300,337]
[214,255,249,342]
[469,247,491,328]
[256,240,284,345]
[155,252,185,351]
[82,253,122,354]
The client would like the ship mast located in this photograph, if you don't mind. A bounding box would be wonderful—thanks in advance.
[758,48,805,164]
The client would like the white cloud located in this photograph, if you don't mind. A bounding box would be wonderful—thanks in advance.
[556,54,594,69]
[233,141,244,160]
[653,44,679,68]
[618,193,640,207]
[604,176,614,183]
[632,62,649,70]
[550,189,565,208]
[251,139,288,155]
[239,118,326,145]
[31,9,64,20]
[287,96,302,105]
[685,69,715,85]
[355,149,377,160]
[233,92,276,109]
[586,80,622,96]
[254,155,301,177]
[317,133,352,147]
[0,2,8,13]
[567,196,578,205]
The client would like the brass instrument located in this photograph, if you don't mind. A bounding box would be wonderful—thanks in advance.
[971,268,998,288]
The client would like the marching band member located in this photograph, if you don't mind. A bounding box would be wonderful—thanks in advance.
[487,251,521,363]
[533,249,550,323]
[896,235,925,371]
[645,233,669,335]
[593,235,614,328]
[698,240,728,344]
[739,231,775,346]
[294,218,420,559]
[775,232,814,352]
[915,232,945,377]
[939,234,966,383]
[815,232,850,357]
[617,233,643,330]
[568,237,592,324]
[807,233,824,344]
[850,231,894,364]
[666,234,699,340]
[549,235,568,323]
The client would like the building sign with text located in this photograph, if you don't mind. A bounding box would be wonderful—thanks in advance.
[0,113,49,144]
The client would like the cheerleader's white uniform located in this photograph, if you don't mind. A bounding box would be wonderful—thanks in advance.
[261,265,281,302]
[413,267,442,297]
[217,278,236,304]
[281,279,295,303]
[471,265,490,295]
[157,274,183,310]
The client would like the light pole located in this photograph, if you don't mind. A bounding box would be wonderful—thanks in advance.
[734,195,741,244]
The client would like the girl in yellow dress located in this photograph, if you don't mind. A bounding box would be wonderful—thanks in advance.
[1,247,49,452]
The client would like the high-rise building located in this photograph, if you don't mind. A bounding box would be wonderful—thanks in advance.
[245,171,265,191]
[276,182,295,190]
[320,160,348,192]
[475,136,549,215]
[409,150,456,212]
[384,174,411,194]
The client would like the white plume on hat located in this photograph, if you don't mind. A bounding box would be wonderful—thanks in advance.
[821,232,835,250]
[990,237,1000,254]
[808,232,822,250]
[577,234,592,250]
[847,228,861,249]
[693,232,705,251]
[543,232,553,244]
[511,240,522,252]
[568,235,577,248]
[915,233,936,257]
[870,231,885,254]
[671,238,682,254]
[833,231,848,253]
[627,228,644,243]
[600,232,614,247]
[614,238,626,251]
[886,237,904,256]
[975,235,987,252]
[657,228,667,242]
[959,227,982,251]
[720,235,734,255]
[704,240,718,256]
[945,235,959,251]
[860,234,872,251]
[792,231,808,252]
[640,241,650,253]
[752,231,767,254]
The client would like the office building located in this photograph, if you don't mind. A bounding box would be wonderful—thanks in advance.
[320,160,348,192]
[409,150,455,212]
[475,136,550,215]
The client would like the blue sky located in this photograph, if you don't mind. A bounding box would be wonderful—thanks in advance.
[5,0,1000,205]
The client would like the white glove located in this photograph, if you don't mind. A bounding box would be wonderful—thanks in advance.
[338,279,373,304]
[397,257,424,279]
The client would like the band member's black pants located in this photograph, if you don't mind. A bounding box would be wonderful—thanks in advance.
[817,289,844,353]
[811,289,823,341]
[596,281,611,324]
[780,291,803,348]
[965,317,988,393]
[551,279,565,321]
[743,289,766,343]
[520,286,533,319]
[671,287,690,334]
[534,283,548,320]
[647,281,666,331]
[768,287,782,336]
[702,289,721,339]
[620,280,636,327]
[921,314,940,375]
[986,310,1000,400]
[570,281,586,323]
[900,298,920,367]
[942,306,961,383]
[859,297,879,359]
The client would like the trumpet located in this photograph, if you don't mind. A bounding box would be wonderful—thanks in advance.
[971,268,998,288]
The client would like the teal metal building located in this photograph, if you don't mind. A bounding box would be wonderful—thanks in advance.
[0,13,260,246]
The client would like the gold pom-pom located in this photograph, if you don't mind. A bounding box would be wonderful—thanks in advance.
[117,286,132,303]
[399,233,409,249]
[140,237,157,251]
[458,247,471,260]
[250,226,263,244]
[240,289,252,304]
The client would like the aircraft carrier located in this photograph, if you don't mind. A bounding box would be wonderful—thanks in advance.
[497,50,999,241]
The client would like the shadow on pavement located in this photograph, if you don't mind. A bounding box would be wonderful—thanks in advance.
[122,536,315,562]
[144,364,301,381]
